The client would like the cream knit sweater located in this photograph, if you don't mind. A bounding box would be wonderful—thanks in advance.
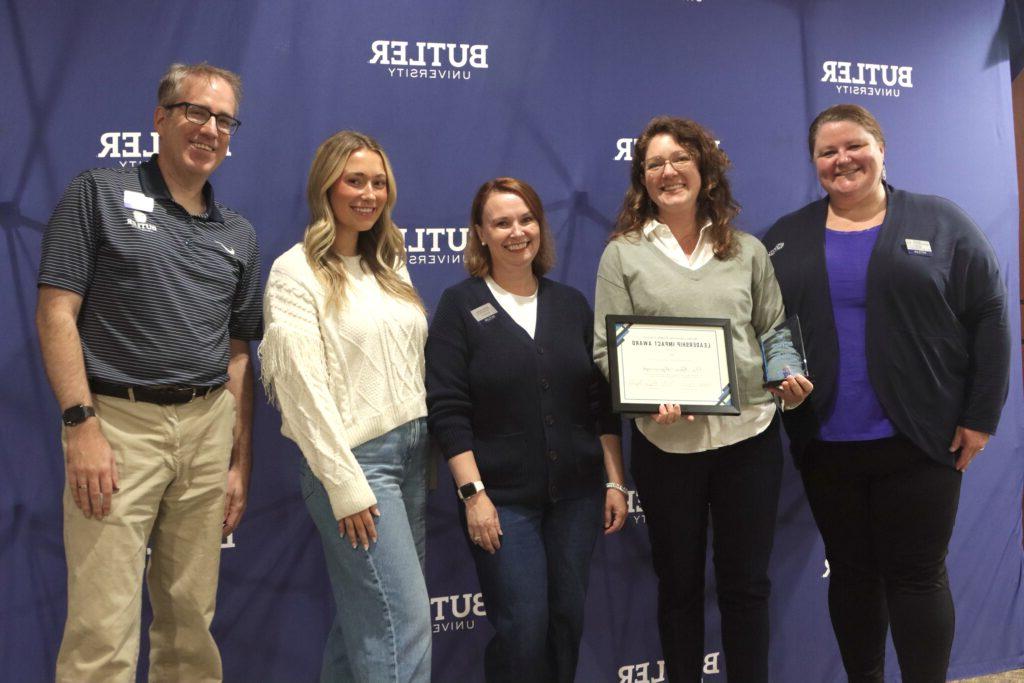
[260,244,427,520]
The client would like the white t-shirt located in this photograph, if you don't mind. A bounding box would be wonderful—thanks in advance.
[484,275,538,338]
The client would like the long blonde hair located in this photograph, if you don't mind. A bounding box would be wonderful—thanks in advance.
[303,131,422,313]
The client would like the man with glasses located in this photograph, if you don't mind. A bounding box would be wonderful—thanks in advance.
[36,62,262,682]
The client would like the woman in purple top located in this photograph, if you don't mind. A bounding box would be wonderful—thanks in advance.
[764,104,1010,683]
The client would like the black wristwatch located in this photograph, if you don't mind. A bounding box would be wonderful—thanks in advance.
[61,404,96,427]
[457,480,485,501]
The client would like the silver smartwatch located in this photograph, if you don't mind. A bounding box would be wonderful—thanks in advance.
[457,480,485,501]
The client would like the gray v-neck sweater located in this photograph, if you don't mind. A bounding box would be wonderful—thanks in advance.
[594,230,784,412]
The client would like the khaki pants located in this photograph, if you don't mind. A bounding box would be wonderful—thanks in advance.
[55,389,235,683]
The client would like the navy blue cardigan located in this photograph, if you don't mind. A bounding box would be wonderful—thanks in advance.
[425,277,619,506]
[764,186,1010,467]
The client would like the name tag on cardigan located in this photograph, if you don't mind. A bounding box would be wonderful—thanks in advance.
[470,303,498,322]
[905,238,932,256]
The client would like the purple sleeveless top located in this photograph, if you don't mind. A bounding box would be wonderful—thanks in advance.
[818,225,896,442]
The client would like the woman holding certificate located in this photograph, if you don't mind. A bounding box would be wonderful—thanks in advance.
[593,115,811,683]
[426,177,627,683]
[764,104,1010,682]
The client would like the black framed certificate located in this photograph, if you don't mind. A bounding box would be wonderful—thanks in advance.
[605,315,741,415]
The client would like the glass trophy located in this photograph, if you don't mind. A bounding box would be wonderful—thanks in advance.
[759,315,809,387]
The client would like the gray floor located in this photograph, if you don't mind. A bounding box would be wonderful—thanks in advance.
[952,670,1024,682]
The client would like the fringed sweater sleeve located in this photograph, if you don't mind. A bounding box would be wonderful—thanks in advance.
[259,260,376,520]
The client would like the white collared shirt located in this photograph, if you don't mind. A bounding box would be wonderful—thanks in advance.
[636,219,777,454]
[642,218,715,270]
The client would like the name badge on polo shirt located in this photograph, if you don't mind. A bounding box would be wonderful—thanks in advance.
[470,303,498,323]
[905,238,932,256]
[124,190,155,213]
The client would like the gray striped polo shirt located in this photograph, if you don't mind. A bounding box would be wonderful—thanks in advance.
[38,156,263,386]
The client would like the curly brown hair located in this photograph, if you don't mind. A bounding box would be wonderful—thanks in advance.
[612,116,739,259]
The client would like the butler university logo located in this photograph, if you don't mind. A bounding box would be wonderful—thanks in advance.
[614,138,721,162]
[614,138,638,161]
[401,227,469,266]
[618,653,720,682]
[97,132,159,167]
[626,487,647,526]
[430,592,486,634]
[144,534,235,566]
[97,132,232,167]
[821,60,914,98]
[369,40,489,80]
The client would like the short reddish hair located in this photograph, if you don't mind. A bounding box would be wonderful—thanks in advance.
[464,177,555,278]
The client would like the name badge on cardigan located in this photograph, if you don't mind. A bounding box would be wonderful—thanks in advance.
[905,238,932,256]
[471,303,498,323]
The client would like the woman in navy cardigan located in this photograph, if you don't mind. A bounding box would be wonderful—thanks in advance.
[426,177,626,683]
[764,104,1010,683]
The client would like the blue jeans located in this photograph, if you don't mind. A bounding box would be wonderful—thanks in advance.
[464,491,604,683]
[300,418,431,683]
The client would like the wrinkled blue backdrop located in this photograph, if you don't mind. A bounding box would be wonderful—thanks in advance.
[2,1,1023,681]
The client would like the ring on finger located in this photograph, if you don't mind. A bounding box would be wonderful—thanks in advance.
[78,484,88,489]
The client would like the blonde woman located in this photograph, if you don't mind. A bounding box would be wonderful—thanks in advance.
[260,131,430,682]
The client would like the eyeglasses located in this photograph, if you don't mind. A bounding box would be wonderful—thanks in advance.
[643,153,693,174]
[164,102,241,135]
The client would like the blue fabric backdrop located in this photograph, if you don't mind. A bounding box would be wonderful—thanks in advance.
[2,1,1022,681]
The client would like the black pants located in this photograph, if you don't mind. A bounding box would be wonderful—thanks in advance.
[801,437,962,683]
[631,419,783,683]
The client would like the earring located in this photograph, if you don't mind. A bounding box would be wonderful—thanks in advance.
[881,163,887,181]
